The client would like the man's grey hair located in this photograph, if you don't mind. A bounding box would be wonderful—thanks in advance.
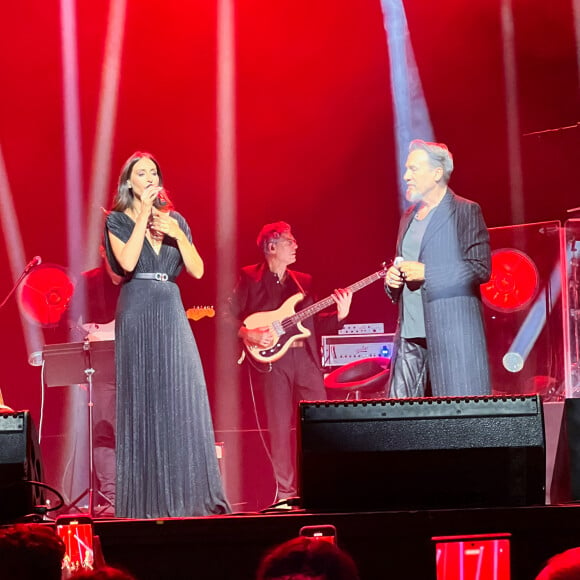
[409,139,454,183]
[256,221,292,255]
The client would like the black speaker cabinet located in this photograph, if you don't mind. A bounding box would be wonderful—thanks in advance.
[298,395,546,512]
[0,411,44,522]
[564,398,580,501]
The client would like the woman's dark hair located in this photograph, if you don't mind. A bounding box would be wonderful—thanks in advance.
[111,151,174,212]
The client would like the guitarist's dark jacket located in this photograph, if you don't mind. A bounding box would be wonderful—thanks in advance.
[226,262,343,368]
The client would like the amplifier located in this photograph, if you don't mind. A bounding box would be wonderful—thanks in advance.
[0,410,44,523]
[322,333,395,367]
[339,323,384,334]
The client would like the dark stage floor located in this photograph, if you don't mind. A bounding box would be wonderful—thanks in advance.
[89,503,580,580]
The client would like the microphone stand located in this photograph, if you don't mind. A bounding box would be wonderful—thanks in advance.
[0,260,40,310]
[65,338,99,516]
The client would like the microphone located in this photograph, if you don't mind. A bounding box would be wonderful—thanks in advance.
[24,256,42,273]
[156,188,169,209]
[0,256,42,310]
[393,256,406,280]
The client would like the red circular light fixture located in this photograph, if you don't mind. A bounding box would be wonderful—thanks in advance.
[481,248,539,313]
[17,264,75,326]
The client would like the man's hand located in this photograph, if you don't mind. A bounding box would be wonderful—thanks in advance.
[385,265,404,289]
[239,326,275,348]
[398,260,425,283]
[332,288,353,321]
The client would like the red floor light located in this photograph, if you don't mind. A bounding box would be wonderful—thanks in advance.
[17,264,74,326]
[481,248,539,312]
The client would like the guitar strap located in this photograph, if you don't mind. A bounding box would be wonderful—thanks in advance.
[287,269,306,296]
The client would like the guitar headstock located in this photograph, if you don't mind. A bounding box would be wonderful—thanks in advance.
[186,306,216,321]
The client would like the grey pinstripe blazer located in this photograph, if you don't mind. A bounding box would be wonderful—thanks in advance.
[387,189,492,397]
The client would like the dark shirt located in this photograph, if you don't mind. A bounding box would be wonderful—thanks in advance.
[263,270,303,312]
[78,266,120,324]
[47,265,120,344]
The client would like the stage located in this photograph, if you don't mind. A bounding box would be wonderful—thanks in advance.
[84,399,580,579]
[0,397,572,578]
[90,503,580,579]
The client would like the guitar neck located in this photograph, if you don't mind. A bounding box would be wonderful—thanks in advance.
[290,270,384,325]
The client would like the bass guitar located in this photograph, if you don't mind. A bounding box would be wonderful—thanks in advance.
[243,264,387,364]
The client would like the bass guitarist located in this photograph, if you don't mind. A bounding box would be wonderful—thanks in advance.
[226,221,352,507]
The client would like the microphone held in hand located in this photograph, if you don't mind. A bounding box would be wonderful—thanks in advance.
[153,187,174,212]
[154,187,170,210]
[393,256,406,279]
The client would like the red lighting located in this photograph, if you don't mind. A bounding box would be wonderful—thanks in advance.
[17,265,75,326]
[481,249,539,312]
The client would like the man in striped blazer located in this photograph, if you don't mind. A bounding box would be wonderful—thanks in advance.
[385,139,491,398]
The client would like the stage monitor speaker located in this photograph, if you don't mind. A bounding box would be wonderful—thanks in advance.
[0,411,44,523]
[563,398,580,501]
[298,395,545,512]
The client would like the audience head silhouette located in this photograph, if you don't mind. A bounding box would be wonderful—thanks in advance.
[256,536,360,580]
[0,523,65,580]
[536,547,580,579]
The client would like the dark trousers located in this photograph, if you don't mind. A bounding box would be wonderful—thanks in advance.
[252,346,325,500]
[389,337,429,398]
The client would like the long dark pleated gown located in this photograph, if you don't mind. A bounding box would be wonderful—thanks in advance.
[105,211,230,518]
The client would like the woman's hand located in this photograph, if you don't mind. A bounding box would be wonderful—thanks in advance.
[151,211,204,279]
[150,210,185,241]
[141,185,163,211]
